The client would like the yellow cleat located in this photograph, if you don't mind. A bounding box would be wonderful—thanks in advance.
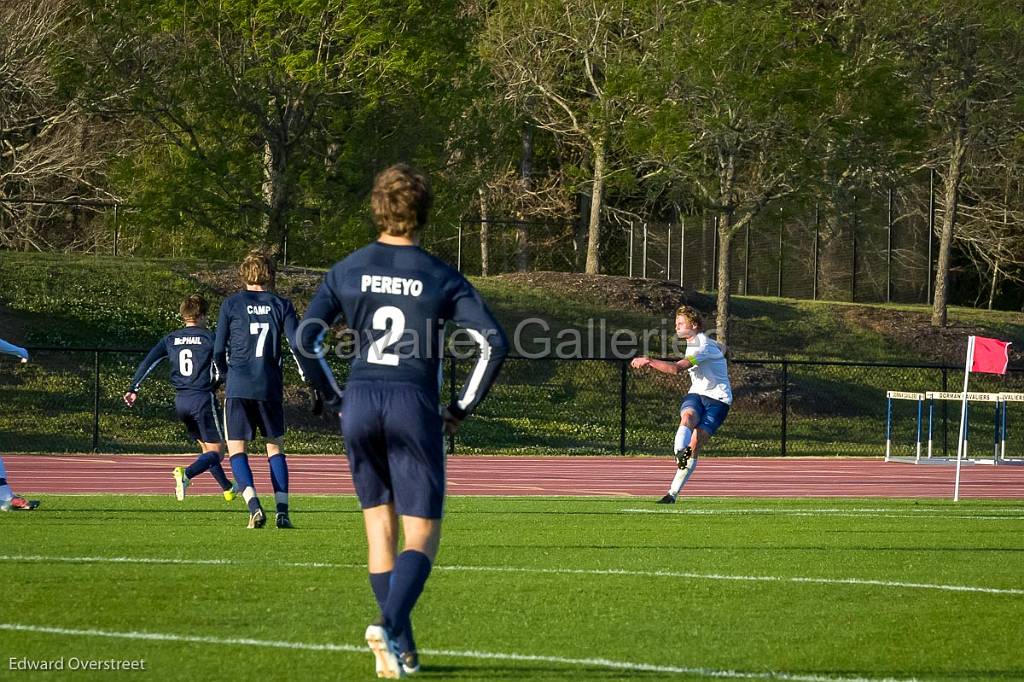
[223,482,238,502]
[172,467,189,501]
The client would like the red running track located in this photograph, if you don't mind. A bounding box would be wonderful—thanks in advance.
[2,454,1023,498]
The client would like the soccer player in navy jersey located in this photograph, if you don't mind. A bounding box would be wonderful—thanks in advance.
[215,250,302,530]
[123,295,235,502]
[297,164,507,678]
[0,338,39,511]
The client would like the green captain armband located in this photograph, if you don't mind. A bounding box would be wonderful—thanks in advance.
[684,355,698,366]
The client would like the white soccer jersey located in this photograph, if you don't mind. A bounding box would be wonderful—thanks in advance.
[683,332,733,404]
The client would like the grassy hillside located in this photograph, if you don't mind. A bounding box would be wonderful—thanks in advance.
[0,252,1021,455]
[1,252,1021,362]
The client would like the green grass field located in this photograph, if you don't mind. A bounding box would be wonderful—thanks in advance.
[3,495,1023,681]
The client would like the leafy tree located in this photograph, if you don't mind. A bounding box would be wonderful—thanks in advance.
[867,0,1024,325]
[629,1,844,344]
[86,0,476,261]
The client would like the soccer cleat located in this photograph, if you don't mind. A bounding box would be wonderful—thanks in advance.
[247,508,266,529]
[172,466,190,501]
[365,622,404,679]
[400,651,420,675]
[656,493,676,504]
[675,446,693,470]
[275,512,293,529]
[223,482,238,502]
[2,495,40,511]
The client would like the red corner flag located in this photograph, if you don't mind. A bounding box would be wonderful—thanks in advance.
[969,336,1011,375]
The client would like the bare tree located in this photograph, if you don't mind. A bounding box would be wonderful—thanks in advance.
[956,138,1024,309]
[869,0,1024,325]
[0,0,121,251]
[632,1,838,344]
[479,0,648,274]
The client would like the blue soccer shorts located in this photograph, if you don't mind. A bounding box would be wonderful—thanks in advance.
[341,381,446,520]
[176,392,223,443]
[223,397,286,441]
[679,393,731,435]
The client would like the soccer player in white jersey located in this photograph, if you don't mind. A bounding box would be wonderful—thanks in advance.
[631,305,733,503]
[0,338,39,511]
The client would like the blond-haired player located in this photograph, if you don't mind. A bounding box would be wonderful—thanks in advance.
[631,305,733,503]
[214,250,302,529]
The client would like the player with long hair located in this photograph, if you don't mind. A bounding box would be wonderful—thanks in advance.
[215,250,303,529]
[631,305,733,503]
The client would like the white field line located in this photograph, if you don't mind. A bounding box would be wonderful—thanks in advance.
[621,508,1024,520]
[0,622,917,682]
[0,554,1021,596]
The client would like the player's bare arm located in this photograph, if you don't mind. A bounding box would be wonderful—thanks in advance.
[630,356,691,374]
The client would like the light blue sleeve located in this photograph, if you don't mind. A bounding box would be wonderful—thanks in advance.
[0,338,28,361]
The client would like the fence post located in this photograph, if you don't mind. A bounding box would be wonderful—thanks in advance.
[666,228,672,282]
[619,360,628,455]
[710,215,719,292]
[628,224,634,278]
[851,193,858,302]
[744,224,750,295]
[941,366,949,456]
[812,204,820,301]
[448,355,457,454]
[456,223,463,272]
[777,210,784,297]
[642,223,648,279]
[92,351,101,452]
[679,216,685,287]
[113,204,119,258]
[927,169,935,305]
[886,188,893,303]
[780,360,788,457]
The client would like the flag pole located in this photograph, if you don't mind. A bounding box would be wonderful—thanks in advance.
[954,335,975,502]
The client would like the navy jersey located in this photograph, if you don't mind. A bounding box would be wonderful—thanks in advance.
[129,327,219,394]
[214,290,300,402]
[297,242,507,419]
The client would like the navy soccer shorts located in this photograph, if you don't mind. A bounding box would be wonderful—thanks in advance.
[223,397,286,441]
[679,393,731,436]
[341,381,446,519]
[175,391,223,443]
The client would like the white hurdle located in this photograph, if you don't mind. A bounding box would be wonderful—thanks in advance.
[885,391,925,463]
[998,392,1024,465]
[925,391,1000,464]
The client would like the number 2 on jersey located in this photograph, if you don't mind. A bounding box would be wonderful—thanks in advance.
[368,306,405,366]
[250,322,270,358]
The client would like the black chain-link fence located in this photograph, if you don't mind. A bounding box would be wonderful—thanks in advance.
[3,349,1022,458]
[435,194,932,306]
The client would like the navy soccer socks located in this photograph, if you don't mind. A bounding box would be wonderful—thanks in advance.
[381,551,431,652]
[185,451,232,491]
[370,570,415,654]
[229,453,261,515]
[268,454,289,514]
